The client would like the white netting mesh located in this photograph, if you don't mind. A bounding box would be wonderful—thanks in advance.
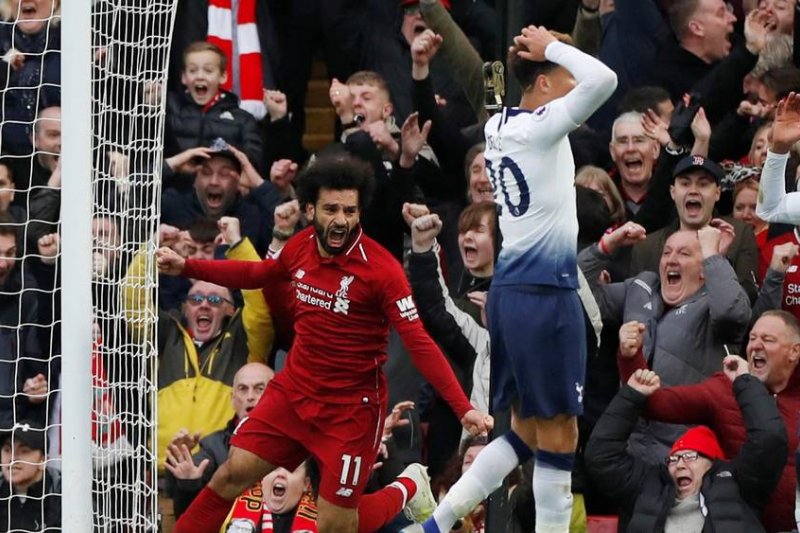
[0,1,176,531]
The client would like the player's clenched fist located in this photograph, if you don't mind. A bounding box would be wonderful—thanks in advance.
[461,409,494,437]
[157,246,186,276]
[618,321,645,359]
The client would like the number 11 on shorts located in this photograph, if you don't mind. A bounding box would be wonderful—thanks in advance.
[339,454,362,486]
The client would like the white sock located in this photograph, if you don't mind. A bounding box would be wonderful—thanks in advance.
[533,463,573,532]
[430,436,520,532]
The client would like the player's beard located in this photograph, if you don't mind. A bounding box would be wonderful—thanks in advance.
[313,216,355,256]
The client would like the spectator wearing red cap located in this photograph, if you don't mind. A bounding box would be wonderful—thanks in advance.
[586,367,787,532]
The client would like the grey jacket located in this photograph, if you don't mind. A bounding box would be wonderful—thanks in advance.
[579,245,751,462]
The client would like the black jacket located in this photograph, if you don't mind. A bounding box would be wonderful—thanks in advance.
[160,181,284,256]
[586,374,787,532]
[650,38,757,126]
[165,90,264,171]
[0,469,61,531]
[0,267,47,430]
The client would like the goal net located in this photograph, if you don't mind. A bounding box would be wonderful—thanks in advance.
[0,1,176,531]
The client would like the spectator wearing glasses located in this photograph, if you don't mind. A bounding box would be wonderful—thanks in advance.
[586,366,786,533]
[121,242,273,475]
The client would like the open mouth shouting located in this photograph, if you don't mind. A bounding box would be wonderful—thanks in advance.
[325,224,350,251]
[683,197,704,220]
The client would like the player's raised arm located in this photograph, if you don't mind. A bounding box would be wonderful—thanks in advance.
[514,25,617,130]
[158,245,287,290]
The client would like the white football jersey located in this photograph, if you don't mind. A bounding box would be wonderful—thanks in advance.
[485,40,617,288]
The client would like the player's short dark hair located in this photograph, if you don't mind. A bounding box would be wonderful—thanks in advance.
[458,201,497,252]
[618,86,672,115]
[296,147,375,210]
[761,67,800,101]
[507,31,573,91]
[185,217,219,244]
[182,41,227,72]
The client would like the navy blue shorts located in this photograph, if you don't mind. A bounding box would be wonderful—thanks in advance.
[487,284,587,418]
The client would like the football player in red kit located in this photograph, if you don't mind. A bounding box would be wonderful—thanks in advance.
[157,148,493,533]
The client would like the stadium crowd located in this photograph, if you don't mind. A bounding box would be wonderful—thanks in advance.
[5,0,800,531]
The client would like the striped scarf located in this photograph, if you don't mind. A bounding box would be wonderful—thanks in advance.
[225,485,318,533]
[207,0,266,120]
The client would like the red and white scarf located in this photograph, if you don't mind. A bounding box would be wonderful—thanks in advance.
[207,0,266,120]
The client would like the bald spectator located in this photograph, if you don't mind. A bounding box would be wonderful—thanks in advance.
[10,106,60,211]
[121,243,273,475]
[579,222,751,463]
[166,362,274,518]
[630,155,759,302]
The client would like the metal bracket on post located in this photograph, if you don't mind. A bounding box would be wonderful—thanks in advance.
[484,61,506,114]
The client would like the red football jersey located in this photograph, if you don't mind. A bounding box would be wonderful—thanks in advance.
[183,226,473,418]
[761,228,800,321]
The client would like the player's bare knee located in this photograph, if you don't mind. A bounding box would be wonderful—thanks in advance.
[209,448,274,497]
[535,415,578,453]
[317,498,358,533]
[510,412,538,450]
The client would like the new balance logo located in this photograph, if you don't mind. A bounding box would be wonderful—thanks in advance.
[395,296,419,321]
[334,297,350,315]
[335,487,353,498]
[295,269,305,279]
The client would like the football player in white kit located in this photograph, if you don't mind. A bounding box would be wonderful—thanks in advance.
[405,26,616,533]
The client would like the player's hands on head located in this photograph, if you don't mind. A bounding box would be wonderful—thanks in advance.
[627,369,660,397]
[513,26,557,62]
[157,246,186,276]
[723,354,750,382]
[618,321,645,360]
[461,409,494,437]
[599,222,646,255]
[411,213,443,253]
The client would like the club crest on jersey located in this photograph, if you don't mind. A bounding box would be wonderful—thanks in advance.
[334,275,354,315]
[532,105,549,121]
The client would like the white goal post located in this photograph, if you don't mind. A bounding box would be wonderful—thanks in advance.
[59,1,177,531]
